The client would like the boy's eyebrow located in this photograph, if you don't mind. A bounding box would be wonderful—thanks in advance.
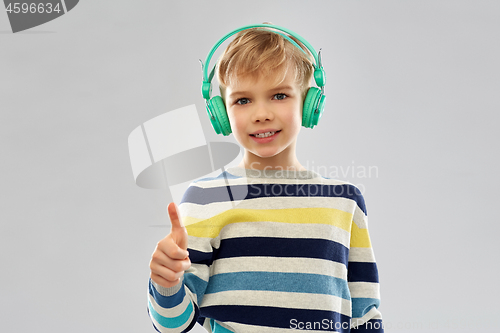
[228,85,294,99]
[270,85,294,92]
[228,90,251,99]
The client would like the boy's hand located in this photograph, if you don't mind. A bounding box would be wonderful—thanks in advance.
[150,202,191,288]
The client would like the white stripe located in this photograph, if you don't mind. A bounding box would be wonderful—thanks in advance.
[148,290,191,318]
[193,173,352,188]
[179,199,232,220]
[201,290,352,317]
[185,263,209,283]
[184,286,199,306]
[150,278,183,296]
[231,196,356,212]
[353,205,368,229]
[179,195,357,220]
[211,257,347,280]
[348,247,376,262]
[187,235,214,252]
[348,282,381,299]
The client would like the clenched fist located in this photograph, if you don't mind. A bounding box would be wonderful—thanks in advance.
[150,202,191,288]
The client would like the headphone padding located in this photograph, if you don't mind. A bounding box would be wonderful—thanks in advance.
[302,87,321,128]
[210,96,232,136]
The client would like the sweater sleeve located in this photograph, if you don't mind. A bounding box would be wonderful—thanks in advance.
[147,184,214,332]
[348,189,384,332]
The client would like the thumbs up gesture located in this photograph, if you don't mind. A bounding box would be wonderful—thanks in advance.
[150,202,191,288]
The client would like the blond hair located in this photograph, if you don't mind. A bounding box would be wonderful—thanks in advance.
[216,25,315,101]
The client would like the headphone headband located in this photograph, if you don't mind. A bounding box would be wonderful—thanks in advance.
[201,24,324,97]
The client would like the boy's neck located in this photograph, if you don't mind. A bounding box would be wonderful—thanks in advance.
[228,165,316,180]
[237,160,307,172]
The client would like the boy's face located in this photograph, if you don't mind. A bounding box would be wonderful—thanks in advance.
[224,69,305,170]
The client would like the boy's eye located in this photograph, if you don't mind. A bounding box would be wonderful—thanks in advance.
[236,98,250,105]
[273,93,287,100]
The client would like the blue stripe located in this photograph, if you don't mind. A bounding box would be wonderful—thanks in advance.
[201,305,351,332]
[147,306,162,333]
[347,262,379,283]
[216,237,348,265]
[352,298,381,319]
[180,184,236,205]
[205,271,350,299]
[351,319,384,332]
[148,298,194,329]
[188,248,214,266]
[181,303,200,333]
[148,278,186,308]
[184,272,209,305]
[181,183,366,215]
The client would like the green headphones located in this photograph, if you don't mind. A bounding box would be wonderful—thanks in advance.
[201,24,326,136]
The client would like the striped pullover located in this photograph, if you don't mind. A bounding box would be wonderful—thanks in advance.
[148,166,384,332]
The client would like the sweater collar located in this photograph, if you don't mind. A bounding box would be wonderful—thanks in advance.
[225,166,318,180]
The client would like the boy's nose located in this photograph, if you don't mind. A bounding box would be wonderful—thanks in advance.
[252,103,274,122]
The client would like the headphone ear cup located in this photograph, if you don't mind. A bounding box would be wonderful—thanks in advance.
[206,101,222,135]
[302,87,326,129]
[302,88,319,128]
[311,89,325,128]
[208,96,232,136]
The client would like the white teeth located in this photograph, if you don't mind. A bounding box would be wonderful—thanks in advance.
[254,131,276,138]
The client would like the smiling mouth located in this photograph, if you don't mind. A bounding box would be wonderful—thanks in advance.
[250,130,282,138]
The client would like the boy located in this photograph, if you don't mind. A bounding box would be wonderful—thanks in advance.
[148,24,384,332]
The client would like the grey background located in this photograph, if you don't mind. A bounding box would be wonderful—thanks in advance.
[1,0,499,332]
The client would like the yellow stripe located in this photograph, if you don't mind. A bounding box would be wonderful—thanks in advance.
[350,221,372,248]
[184,208,352,238]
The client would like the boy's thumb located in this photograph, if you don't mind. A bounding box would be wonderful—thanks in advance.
[168,202,184,229]
[167,202,188,252]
